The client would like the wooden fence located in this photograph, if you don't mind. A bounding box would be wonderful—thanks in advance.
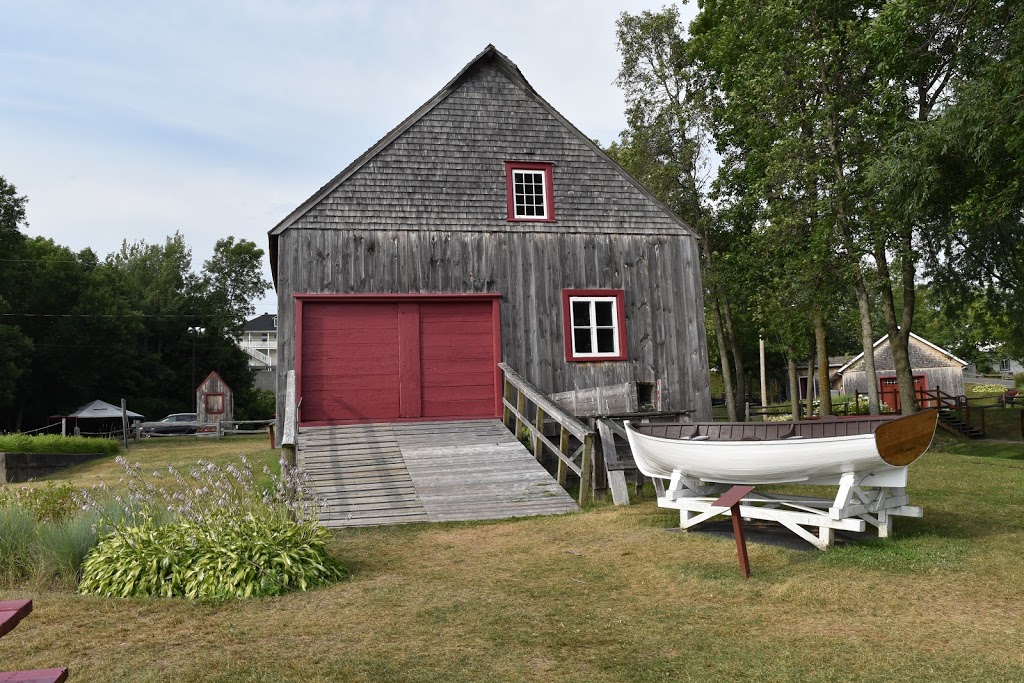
[498,363,595,506]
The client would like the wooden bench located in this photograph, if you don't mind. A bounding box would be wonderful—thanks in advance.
[0,601,68,683]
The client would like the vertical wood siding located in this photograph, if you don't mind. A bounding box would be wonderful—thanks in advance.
[277,229,711,421]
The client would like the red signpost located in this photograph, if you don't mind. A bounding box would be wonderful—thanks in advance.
[712,485,756,578]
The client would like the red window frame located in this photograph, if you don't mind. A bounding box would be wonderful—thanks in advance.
[505,161,556,222]
[561,289,628,362]
[204,392,225,415]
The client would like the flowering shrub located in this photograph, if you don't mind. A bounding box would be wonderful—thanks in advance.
[966,383,1011,397]
[76,455,345,599]
[0,482,78,523]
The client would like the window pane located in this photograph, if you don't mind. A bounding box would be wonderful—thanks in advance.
[574,329,592,353]
[572,301,590,326]
[595,301,613,326]
[596,328,615,353]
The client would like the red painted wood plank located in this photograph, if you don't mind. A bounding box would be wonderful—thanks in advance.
[0,669,68,683]
[422,385,495,402]
[713,485,756,509]
[0,600,31,639]
[420,320,492,333]
[422,400,496,418]
[302,302,399,318]
[421,347,493,362]
[419,371,495,389]
[398,303,422,418]
[419,333,495,350]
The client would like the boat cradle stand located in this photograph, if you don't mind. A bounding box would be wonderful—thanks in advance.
[655,471,923,550]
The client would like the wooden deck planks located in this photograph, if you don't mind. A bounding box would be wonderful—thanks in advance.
[297,419,577,528]
[394,421,578,523]
[298,423,428,528]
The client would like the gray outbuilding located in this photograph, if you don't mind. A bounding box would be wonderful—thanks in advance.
[837,332,968,410]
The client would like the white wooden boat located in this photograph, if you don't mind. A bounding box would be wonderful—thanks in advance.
[625,409,938,488]
[624,410,939,549]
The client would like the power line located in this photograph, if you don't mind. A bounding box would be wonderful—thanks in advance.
[0,313,212,318]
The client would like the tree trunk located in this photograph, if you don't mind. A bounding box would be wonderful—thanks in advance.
[874,235,918,414]
[804,344,815,419]
[723,299,746,421]
[710,291,738,422]
[852,270,881,415]
[814,307,832,417]
[787,347,800,420]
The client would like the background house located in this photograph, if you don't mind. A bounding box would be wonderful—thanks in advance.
[836,332,967,410]
[268,45,711,427]
[239,313,277,391]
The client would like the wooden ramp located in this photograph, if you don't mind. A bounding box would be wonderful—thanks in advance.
[298,419,578,528]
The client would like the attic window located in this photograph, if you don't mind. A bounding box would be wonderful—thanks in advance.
[505,161,555,221]
[562,289,628,362]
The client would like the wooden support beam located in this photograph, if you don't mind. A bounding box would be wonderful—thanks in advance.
[557,426,569,486]
[533,408,545,463]
[515,389,526,439]
[502,377,512,429]
[578,434,594,506]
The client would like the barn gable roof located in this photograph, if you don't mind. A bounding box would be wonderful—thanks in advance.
[836,332,968,375]
[268,44,697,284]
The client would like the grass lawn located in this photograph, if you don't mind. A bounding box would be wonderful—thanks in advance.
[19,434,282,489]
[2,437,1024,681]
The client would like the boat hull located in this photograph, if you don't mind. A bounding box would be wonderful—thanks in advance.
[624,411,938,486]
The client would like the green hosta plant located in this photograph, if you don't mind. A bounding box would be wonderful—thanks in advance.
[78,512,344,599]
[76,455,346,599]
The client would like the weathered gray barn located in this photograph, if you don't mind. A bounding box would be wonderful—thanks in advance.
[269,45,711,428]
[837,333,967,411]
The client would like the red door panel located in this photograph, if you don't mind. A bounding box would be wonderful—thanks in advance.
[299,298,498,424]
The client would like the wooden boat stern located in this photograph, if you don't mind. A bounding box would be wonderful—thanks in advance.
[874,408,939,467]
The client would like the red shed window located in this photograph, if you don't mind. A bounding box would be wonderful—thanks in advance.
[505,161,555,221]
[204,392,225,415]
[562,289,628,361]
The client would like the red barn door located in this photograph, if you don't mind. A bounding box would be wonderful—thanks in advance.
[297,296,500,425]
[879,375,927,412]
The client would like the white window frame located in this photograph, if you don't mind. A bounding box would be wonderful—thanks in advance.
[569,296,620,359]
[511,168,548,220]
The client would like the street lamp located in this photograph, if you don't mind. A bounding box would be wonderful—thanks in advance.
[188,326,205,411]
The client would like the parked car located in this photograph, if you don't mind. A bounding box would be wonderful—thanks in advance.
[140,413,198,436]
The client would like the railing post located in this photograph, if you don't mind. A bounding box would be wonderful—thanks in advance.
[557,426,569,486]
[533,407,546,463]
[515,389,526,439]
[578,433,594,507]
[502,375,512,429]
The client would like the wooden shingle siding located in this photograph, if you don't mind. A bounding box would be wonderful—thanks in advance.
[295,63,689,237]
[277,228,710,421]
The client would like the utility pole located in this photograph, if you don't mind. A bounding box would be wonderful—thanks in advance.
[759,336,768,407]
[188,326,205,411]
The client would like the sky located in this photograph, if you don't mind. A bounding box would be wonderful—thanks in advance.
[0,1,696,315]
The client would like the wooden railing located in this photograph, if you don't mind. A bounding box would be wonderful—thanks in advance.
[499,363,595,506]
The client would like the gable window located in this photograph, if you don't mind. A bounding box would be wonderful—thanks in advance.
[562,289,628,361]
[505,161,555,221]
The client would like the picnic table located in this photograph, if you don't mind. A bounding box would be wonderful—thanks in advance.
[0,601,68,683]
